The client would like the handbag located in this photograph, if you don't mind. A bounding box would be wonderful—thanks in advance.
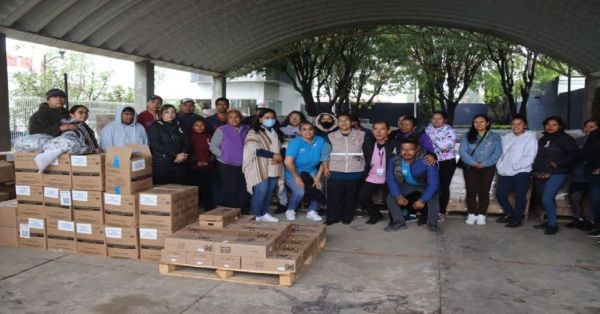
[457,131,487,170]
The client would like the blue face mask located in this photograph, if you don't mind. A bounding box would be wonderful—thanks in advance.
[262,118,276,128]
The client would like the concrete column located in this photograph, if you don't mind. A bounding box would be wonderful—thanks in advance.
[211,75,226,108]
[0,33,10,151]
[134,61,155,111]
[582,75,600,120]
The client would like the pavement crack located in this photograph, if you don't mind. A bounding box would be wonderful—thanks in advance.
[0,254,66,282]
[178,282,221,314]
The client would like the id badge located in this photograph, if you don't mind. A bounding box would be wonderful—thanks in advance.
[376,168,384,176]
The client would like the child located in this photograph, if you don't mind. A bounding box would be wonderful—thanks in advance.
[68,105,101,153]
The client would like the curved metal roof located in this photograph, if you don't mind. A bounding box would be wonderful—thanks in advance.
[1,0,599,75]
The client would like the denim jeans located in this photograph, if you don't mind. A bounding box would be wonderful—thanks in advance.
[590,175,600,224]
[535,174,568,227]
[251,177,278,217]
[285,175,318,212]
[495,172,531,221]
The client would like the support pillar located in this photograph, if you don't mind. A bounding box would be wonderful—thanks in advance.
[583,74,600,121]
[134,61,155,112]
[0,33,10,151]
[211,75,226,108]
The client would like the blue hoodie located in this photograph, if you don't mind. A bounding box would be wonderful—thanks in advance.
[99,106,148,151]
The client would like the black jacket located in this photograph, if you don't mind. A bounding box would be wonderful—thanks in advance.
[583,128,600,174]
[533,130,579,174]
[28,103,69,136]
[362,135,398,179]
[148,119,190,178]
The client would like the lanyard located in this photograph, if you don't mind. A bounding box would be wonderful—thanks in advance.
[374,143,385,167]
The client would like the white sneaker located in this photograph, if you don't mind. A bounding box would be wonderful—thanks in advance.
[476,214,486,225]
[465,214,477,225]
[285,210,296,221]
[256,213,279,222]
[306,210,323,222]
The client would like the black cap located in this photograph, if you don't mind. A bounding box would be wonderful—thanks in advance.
[46,88,67,100]
[148,95,162,101]
[122,106,135,114]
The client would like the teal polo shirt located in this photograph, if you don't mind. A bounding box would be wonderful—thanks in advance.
[285,135,329,179]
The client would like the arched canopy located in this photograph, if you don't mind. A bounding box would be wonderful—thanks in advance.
[0,0,598,75]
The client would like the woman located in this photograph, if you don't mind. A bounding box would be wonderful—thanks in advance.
[284,122,328,222]
[567,119,599,230]
[68,105,101,153]
[314,112,338,139]
[459,114,502,226]
[187,118,215,211]
[243,109,284,222]
[425,111,456,219]
[495,115,538,227]
[583,126,600,238]
[325,114,366,225]
[532,116,579,235]
[209,109,250,211]
[276,110,308,213]
[147,104,189,185]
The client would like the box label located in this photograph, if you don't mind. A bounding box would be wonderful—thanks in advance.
[104,193,121,206]
[105,227,122,239]
[19,223,30,238]
[139,228,158,240]
[15,185,31,196]
[131,159,145,172]
[58,220,75,232]
[44,187,59,199]
[60,191,72,206]
[76,223,92,234]
[51,158,59,166]
[71,190,88,202]
[28,218,44,229]
[71,156,88,167]
[139,194,157,206]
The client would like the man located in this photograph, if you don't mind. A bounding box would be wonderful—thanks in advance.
[137,95,162,128]
[391,116,436,165]
[385,140,440,232]
[358,120,398,224]
[205,97,229,133]
[99,106,148,150]
[177,98,202,132]
[29,88,73,136]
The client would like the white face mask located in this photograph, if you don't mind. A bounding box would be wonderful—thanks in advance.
[262,118,276,128]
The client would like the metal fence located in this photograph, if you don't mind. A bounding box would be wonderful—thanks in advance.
[9,96,133,147]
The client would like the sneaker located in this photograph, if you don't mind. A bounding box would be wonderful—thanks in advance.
[256,213,279,222]
[365,216,381,225]
[406,214,418,223]
[306,210,323,222]
[285,210,296,221]
[437,213,446,222]
[496,215,510,223]
[505,220,522,228]
[384,222,407,232]
[589,229,600,238]
[544,225,558,235]
[465,214,477,225]
[476,215,487,225]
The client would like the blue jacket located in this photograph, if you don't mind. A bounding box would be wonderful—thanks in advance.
[459,131,502,167]
[386,156,439,202]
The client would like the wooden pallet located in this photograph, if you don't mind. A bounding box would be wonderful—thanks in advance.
[159,238,326,287]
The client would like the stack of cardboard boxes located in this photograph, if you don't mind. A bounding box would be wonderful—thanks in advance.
[0,157,15,200]
[161,207,326,275]
[0,199,18,247]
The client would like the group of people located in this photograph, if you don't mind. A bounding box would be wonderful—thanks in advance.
[27,88,600,237]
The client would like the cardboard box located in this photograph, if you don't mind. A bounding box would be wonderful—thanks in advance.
[17,217,46,249]
[42,187,71,205]
[0,199,18,228]
[0,192,9,201]
[0,160,15,183]
[160,249,186,264]
[43,204,73,220]
[213,255,241,269]
[105,226,139,260]
[15,170,43,186]
[215,235,276,258]
[140,246,163,262]
[0,182,16,199]
[15,185,44,203]
[72,190,104,224]
[199,207,241,228]
[71,154,105,191]
[139,210,196,232]
[103,193,138,227]
[42,172,71,189]
[45,154,71,173]
[75,222,106,256]
[0,227,18,247]
[17,201,44,219]
[46,218,76,252]
[14,152,38,170]
[164,226,223,254]
[139,227,172,248]
[185,252,213,267]
[242,252,303,273]
[105,145,153,195]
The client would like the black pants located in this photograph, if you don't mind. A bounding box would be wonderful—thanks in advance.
[187,168,216,212]
[464,166,496,215]
[438,159,457,214]
[217,162,249,211]
[357,182,387,219]
[327,178,360,222]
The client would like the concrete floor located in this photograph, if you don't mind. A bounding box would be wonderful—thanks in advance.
[1,215,600,314]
